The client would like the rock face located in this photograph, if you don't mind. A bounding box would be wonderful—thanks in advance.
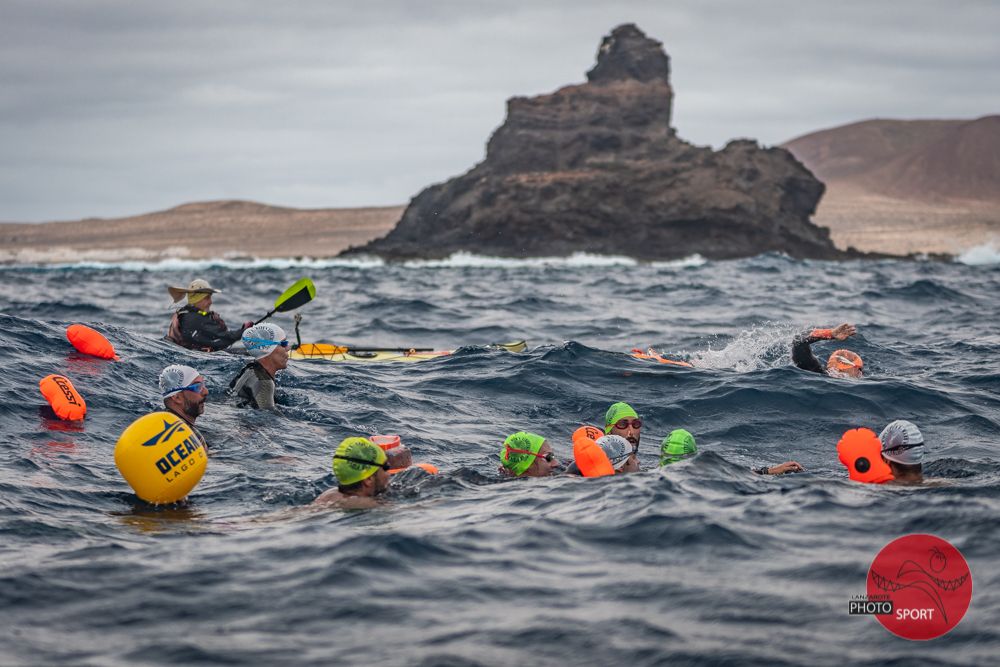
[347,24,847,261]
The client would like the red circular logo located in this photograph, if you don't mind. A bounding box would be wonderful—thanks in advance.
[867,534,972,640]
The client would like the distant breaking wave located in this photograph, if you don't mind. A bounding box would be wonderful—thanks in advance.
[956,242,1000,266]
[2,251,707,272]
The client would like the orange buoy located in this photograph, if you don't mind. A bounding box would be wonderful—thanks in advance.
[572,425,604,444]
[39,374,87,421]
[837,428,893,484]
[573,436,614,478]
[66,324,118,360]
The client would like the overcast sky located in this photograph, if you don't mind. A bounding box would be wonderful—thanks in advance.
[1,0,998,222]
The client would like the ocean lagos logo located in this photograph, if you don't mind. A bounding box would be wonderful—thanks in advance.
[857,534,972,640]
[141,419,186,447]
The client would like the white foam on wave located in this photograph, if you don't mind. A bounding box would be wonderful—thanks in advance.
[402,251,642,268]
[956,242,1000,266]
[672,322,797,373]
[3,251,707,271]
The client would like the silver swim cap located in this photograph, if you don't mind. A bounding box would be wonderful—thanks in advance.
[879,420,924,466]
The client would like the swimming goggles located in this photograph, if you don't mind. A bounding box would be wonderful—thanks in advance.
[505,446,555,463]
[882,442,923,455]
[244,337,290,351]
[333,454,390,471]
[612,418,642,430]
[162,381,206,396]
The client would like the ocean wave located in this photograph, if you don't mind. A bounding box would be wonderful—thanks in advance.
[956,242,1000,266]
[1,251,708,272]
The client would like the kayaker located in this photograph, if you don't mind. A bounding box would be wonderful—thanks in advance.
[500,432,560,478]
[314,437,392,507]
[166,278,253,352]
[791,323,863,378]
[604,402,642,470]
[880,419,926,485]
[228,323,289,410]
[159,364,210,451]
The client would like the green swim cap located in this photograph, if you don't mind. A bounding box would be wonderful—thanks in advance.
[500,432,546,477]
[660,429,697,466]
[604,402,638,434]
[333,437,388,486]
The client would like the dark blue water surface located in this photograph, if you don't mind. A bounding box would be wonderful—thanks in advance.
[1,253,998,666]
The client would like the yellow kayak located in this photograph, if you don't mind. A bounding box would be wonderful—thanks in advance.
[290,341,527,363]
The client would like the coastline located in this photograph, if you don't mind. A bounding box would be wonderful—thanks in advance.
[0,201,403,264]
[1,194,997,265]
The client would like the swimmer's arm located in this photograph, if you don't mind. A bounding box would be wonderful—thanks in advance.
[183,315,242,351]
[791,331,826,373]
[753,461,805,475]
[254,376,277,410]
[312,489,378,509]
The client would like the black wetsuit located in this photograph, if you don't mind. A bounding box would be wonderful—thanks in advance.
[791,330,831,375]
[166,305,247,352]
[228,361,276,410]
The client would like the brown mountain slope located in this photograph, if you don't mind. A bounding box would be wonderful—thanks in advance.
[782,116,1000,254]
[784,115,1000,202]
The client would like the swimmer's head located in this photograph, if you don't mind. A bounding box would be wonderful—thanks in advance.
[595,435,632,472]
[243,323,288,362]
[660,429,697,466]
[501,432,557,477]
[880,419,924,469]
[159,364,207,423]
[333,437,390,494]
[604,402,639,434]
[827,349,863,378]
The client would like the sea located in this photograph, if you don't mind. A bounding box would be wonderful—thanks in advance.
[1,248,999,666]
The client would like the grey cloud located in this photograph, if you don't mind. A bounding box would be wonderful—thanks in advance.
[1,0,997,221]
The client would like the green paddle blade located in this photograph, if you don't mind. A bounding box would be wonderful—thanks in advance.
[274,278,316,313]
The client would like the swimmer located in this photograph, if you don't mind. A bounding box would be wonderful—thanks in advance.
[660,429,697,465]
[659,429,804,475]
[598,435,640,473]
[605,402,642,470]
[566,433,637,477]
[166,278,253,352]
[159,364,208,428]
[313,437,392,507]
[880,419,925,485]
[229,323,289,410]
[500,432,560,478]
[791,323,863,378]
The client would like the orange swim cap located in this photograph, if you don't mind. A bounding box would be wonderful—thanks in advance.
[837,428,893,484]
[573,437,614,477]
[572,425,604,445]
[827,349,863,377]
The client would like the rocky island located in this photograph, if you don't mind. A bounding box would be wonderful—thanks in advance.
[346,24,852,261]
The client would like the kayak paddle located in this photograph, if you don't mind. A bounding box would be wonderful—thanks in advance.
[255,278,316,324]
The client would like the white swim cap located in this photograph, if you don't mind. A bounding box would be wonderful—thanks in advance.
[595,434,632,471]
[879,420,924,466]
[242,323,287,360]
[159,365,201,399]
